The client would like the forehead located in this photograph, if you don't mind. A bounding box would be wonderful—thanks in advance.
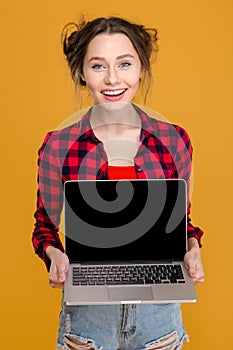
[85,33,139,59]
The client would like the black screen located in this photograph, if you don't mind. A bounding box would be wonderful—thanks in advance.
[64,179,187,263]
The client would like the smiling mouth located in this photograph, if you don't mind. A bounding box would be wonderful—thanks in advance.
[101,89,127,96]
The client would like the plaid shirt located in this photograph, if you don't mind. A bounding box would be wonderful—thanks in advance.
[32,106,204,271]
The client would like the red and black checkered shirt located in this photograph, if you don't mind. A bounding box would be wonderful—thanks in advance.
[32,107,204,271]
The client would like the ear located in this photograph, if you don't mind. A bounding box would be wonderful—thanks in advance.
[80,73,86,82]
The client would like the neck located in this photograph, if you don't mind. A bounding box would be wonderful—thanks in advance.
[90,102,141,129]
[90,102,141,142]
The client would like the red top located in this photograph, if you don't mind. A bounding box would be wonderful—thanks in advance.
[108,165,137,180]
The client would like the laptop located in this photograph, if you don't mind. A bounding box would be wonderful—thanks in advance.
[63,179,197,305]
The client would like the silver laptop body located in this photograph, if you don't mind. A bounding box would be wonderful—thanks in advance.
[63,179,197,305]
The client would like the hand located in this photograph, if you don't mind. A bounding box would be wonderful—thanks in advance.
[46,246,70,289]
[184,238,205,286]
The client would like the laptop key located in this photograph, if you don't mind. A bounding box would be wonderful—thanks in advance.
[169,279,177,283]
[154,279,162,284]
[145,278,154,284]
[88,280,96,285]
[106,279,144,285]
[73,281,80,285]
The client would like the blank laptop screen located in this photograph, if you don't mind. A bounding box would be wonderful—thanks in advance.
[64,179,187,263]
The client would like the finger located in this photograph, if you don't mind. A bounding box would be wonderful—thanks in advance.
[49,262,60,283]
[185,259,198,278]
[188,263,204,284]
[49,255,69,285]
[193,275,205,285]
[57,263,69,282]
[194,269,205,284]
[49,265,65,285]
[50,261,68,282]
[49,279,65,289]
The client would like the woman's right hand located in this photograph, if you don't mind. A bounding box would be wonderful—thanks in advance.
[46,246,70,288]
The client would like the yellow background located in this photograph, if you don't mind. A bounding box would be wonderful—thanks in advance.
[1,0,232,349]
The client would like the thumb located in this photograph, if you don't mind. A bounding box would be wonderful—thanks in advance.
[57,263,68,282]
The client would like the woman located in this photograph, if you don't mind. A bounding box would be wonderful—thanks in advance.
[32,16,204,350]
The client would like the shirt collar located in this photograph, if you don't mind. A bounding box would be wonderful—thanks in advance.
[77,107,99,142]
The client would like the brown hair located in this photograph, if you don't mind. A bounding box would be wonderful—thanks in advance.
[62,16,159,102]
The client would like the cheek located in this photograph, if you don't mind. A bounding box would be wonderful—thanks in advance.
[129,77,141,91]
[82,69,98,92]
[85,78,99,95]
[128,70,142,87]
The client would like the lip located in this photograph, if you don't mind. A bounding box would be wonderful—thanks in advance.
[101,88,127,102]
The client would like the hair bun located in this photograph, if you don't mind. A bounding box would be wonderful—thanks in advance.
[62,23,79,56]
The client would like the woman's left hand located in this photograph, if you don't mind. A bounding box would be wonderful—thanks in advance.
[184,238,205,285]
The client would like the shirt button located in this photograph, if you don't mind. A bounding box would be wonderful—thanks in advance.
[137,168,142,172]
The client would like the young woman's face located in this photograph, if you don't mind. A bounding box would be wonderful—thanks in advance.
[81,33,143,104]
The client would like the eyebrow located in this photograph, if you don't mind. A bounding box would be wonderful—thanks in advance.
[88,54,135,63]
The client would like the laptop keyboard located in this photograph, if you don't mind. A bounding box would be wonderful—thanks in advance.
[72,264,185,286]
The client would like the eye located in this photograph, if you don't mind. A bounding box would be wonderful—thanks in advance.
[118,62,132,69]
[91,64,106,71]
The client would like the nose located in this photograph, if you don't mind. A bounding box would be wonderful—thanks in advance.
[104,67,121,85]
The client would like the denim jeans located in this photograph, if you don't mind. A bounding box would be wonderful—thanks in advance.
[57,297,189,350]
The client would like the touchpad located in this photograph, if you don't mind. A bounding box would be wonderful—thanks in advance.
[108,286,153,301]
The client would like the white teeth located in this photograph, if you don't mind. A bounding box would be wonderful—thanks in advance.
[102,89,125,96]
